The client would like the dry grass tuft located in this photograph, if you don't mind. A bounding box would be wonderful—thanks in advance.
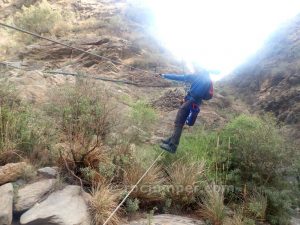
[246,192,267,221]
[124,162,166,202]
[167,160,205,205]
[89,184,122,225]
[198,184,226,225]
[223,214,244,225]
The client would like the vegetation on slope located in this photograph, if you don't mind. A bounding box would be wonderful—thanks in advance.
[0,1,299,225]
[0,77,298,225]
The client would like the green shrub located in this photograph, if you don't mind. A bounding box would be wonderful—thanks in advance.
[47,82,114,181]
[167,114,297,225]
[0,85,25,156]
[14,0,68,35]
[265,189,293,225]
[0,81,55,165]
[219,115,296,225]
[220,115,292,187]
[130,100,157,131]
[125,198,140,213]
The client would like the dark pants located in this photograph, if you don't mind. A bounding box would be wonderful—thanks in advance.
[169,100,193,146]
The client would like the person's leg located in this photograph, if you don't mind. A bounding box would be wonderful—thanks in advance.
[160,100,192,153]
[170,100,192,146]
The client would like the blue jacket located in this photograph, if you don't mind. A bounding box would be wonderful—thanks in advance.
[162,72,212,104]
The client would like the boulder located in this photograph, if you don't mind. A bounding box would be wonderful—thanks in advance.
[126,214,205,225]
[291,217,300,225]
[20,185,91,225]
[0,183,13,225]
[14,179,57,212]
[0,162,28,185]
[37,167,58,178]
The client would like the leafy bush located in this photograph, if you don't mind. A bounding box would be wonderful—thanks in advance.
[47,82,114,183]
[14,0,70,35]
[130,100,157,132]
[220,115,292,187]
[125,198,140,213]
[219,115,295,225]
[171,114,297,225]
[264,189,293,225]
[0,81,54,165]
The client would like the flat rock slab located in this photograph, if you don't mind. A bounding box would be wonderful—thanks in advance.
[0,162,28,185]
[20,185,91,225]
[291,217,300,225]
[126,214,205,225]
[15,179,57,212]
[0,183,13,225]
[37,167,58,178]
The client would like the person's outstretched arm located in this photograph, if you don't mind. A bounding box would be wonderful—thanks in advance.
[161,74,194,82]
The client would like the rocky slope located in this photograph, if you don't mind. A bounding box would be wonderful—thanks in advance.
[0,0,243,139]
[227,14,300,140]
[1,1,299,225]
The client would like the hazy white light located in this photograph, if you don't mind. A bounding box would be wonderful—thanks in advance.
[145,0,300,80]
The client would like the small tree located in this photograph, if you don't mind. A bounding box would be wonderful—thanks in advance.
[48,81,115,183]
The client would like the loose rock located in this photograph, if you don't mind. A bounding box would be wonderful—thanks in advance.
[37,167,58,178]
[14,179,57,212]
[0,183,13,225]
[126,214,205,225]
[152,89,185,111]
[20,185,91,225]
[0,162,28,185]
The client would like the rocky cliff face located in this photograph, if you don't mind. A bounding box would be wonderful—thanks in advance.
[227,14,300,138]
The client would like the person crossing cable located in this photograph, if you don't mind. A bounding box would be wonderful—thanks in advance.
[159,65,214,153]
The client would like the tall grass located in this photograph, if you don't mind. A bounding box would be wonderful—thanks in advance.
[198,184,226,225]
[89,184,122,225]
[167,160,205,206]
[124,162,165,202]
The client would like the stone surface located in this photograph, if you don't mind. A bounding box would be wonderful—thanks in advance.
[0,162,28,185]
[291,217,300,225]
[0,183,13,225]
[20,185,91,225]
[126,214,205,225]
[37,167,58,178]
[14,179,57,212]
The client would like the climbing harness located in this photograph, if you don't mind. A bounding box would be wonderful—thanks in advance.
[186,102,200,126]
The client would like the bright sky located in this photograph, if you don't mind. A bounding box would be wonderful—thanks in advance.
[143,0,300,80]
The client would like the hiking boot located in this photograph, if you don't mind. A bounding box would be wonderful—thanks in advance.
[161,137,171,144]
[160,143,177,154]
